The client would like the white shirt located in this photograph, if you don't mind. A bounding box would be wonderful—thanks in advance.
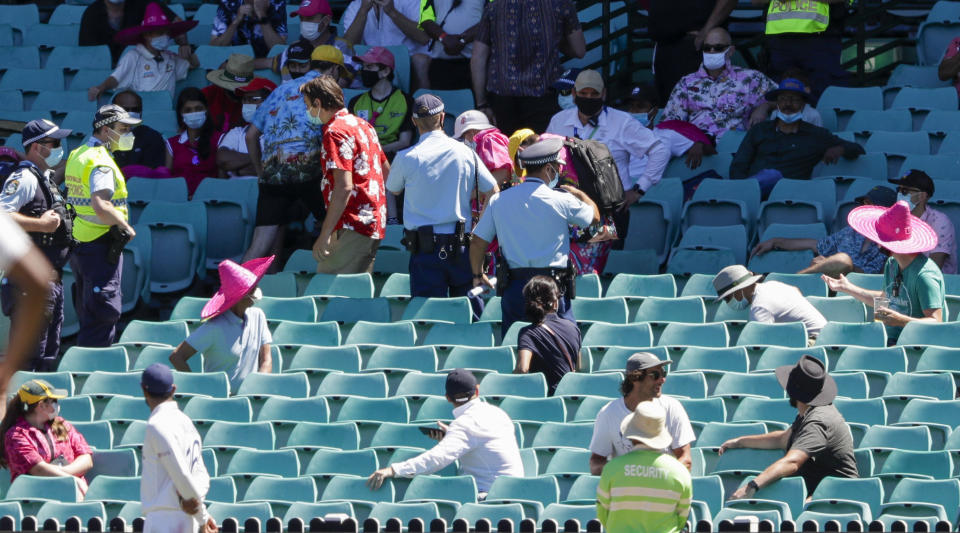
[111,44,191,97]
[0,210,30,271]
[390,398,524,493]
[386,130,497,233]
[141,402,210,522]
[628,128,695,181]
[424,0,485,59]
[589,396,695,459]
[0,164,44,212]
[184,307,271,394]
[750,281,828,338]
[341,0,428,56]
[546,106,670,192]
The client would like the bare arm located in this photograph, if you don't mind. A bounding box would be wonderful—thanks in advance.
[672,444,692,471]
[879,307,942,328]
[210,11,246,46]
[258,22,286,50]
[822,273,883,306]
[88,76,119,102]
[469,235,491,277]
[560,29,586,59]
[751,237,819,257]
[698,0,737,43]
[383,0,430,45]
[560,185,600,225]
[730,449,809,500]
[217,146,257,174]
[719,428,791,453]
[381,131,414,155]
[91,190,135,236]
[245,125,263,178]
[258,344,272,374]
[515,348,533,374]
[470,41,491,107]
[939,51,960,81]
[60,454,94,477]
[589,453,607,476]
[8,211,60,233]
[0,247,54,391]
[169,341,198,372]
[344,1,374,46]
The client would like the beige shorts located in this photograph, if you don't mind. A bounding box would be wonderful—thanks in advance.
[316,228,380,274]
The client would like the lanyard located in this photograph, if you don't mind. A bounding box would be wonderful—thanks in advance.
[573,125,598,140]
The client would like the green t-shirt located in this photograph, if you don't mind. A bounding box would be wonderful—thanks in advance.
[597,448,692,533]
[882,255,945,340]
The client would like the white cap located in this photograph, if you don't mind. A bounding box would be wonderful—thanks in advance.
[453,110,494,139]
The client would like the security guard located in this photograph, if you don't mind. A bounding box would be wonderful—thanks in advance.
[387,94,498,319]
[470,138,600,336]
[0,119,75,370]
[65,104,139,347]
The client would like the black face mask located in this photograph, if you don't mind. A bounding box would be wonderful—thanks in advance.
[574,96,603,117]
[361,70,381,88]
[789,397,798,408]
[289,69,307,80]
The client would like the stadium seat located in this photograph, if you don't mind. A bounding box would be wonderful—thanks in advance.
[884,372,956,400]
[877,449,953,481]
[422,323,495,348]
[304,273,376,298]
[864,130,932,158]
[242,476,316,517]
[480,373,547,398]
[737,322,808,348]
[918,21,960,65]
[896,398,960,450]
[70,421,112,450]
[368,501,440,527]
[553,372,622,398]
[442,346,514,374]
[379,273,411,299]
[753,346,827,373]
[818,86,883,128]
[138,201,207,291]
[569,297,629,324]
[759,179,835,232]
[635,296,707,323]
[257,296,318,322]
[659,322,728,347]
[256,273,297,298]
[498,397,565,424]
[36,501,107,529]
[283,421,360,454]
[486,475,559,519]
[581,323,654,349]
[82,372,145,400]
[731,397,795,426]
[682,179,760,231]
[0,68,64,92]
[676,347,750,393]
[190,186,253,269]
[345,321,417,346]
[804,476,882,524]
[531,422,592,451]
[256,398,331,447]
[395,373,448,398]
[85,475,140,506]
[337,397,410,424]
[402,475,476,521]
[87,449,140,480]
[806,297,867,323]
[283,502,355,524]
[835,345,907,376]
[322,475,395,520]
[412,396,455,422]
[47,45,112,71]
[662,371,708,399]
[59,396,94,423]
[235,371,310,399]
[812,152,887,181]
[205,421,275,454]
[713,373,785,412]
[674,224,749,266]
[915,346,960,375]
[816,322,887,349]
[875,478,960,531]
[696,422,767,448]
[605,273,677,298]
[455,502,525,527]
[402,297,473,324]
[320,297,391,323]
[184,397,251,428]
[7,475,81,516]
[272,321,341,348]
[729,475,807,521]
[899,154,960,182]
[540,503,597,528]
[224,448,300,481]
[118,320,189,346]
[59,346,128,374]
[679,397,727,425]
[170,371,229,398]
[285,346,362,391]
[206,502,272,528]
[860,424,932,451]
[317,372,389,398]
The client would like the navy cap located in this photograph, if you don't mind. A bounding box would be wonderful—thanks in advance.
[287,38,314,64]
[855,185,897,207]
[412,94,444,118]
[445,369,477,401]
[21,119,71,146]
[141,363,174,396]
[764,78,810,102]
[552,68,582,91]
[517,138,565,166]
[889,169,935,197]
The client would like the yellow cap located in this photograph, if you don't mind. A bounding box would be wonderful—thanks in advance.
[310,45,344,67]
[18,379,67,405]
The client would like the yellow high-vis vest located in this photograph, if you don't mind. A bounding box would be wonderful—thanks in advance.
[64,144,129,243]
[765,0,830,34]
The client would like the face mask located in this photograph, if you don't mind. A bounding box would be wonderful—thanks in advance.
[251,287,263,301]
[574,96,603,117]
[360,70,381,88]
[306,107,324,126]
[702,51,727,70]
[631,113,650,127]
[464,139,476,150]
[44,146,63,167]
[150,35,171,51]
[897,193,917,211]
[729,296,749,311]
[300,21,322,41]
[49,402,60,422]
[182,111,207,129]
[558,93,575,110]
[112,130,135,152]
[242,103,258,123]
[775,109,803,124]
[547,165,559,188]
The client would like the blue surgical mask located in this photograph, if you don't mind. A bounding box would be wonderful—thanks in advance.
[897,193,916,211]
[775,109,803,124]
[547,164,560,188]
[728,297,749,311]
[44,146,63,167]
[150,35,171,51]
[632,113,651,127]
[306,108,324,126]
[182,111,206,129]
[242,103,258,123]
[558,93,575,111]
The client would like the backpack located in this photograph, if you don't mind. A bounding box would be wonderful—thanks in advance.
[562,137,624,214]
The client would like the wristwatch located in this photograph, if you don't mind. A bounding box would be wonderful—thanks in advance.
[746,480,760,493]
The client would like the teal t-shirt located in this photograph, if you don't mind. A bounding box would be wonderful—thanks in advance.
[882,255,945,340]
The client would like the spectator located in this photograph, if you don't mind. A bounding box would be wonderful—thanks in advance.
[713,265,827,342]
[366,369,524,495]
[279,38,316,81]
[111,90,169,174]
[203,54,256,131]
[87,3,199,101]
[0,120,75,372]
[79,0,188,64]
[824,201,946,342]
[210,0,287,58]
[939,37,960,100]
[470,0,585,135]
[418,0,486,90]
[301,75,389,274]
[516,276,580,395]
[729,78,864,192]
[777,68,823,127]
[254,0,354,82]
[169,257,274,394]
[648,0,736,106]
[552,68,581,112]
[310,45,352,86]
[889,170,957,275]
[341,0,431,89]
[546,70,670,249]
[0,380,92,490]
[662,28,777,141]
[596,401,692,533]
[751,185,897,276]
[0,148,21,165]
[453,110,512,185]
[217,78,277,178]
[348,47,415,159]
[589,352,695,474]
[165,88,225,196]
[722,355,857,495]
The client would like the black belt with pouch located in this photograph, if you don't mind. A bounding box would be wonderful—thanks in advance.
[402,222,469,257]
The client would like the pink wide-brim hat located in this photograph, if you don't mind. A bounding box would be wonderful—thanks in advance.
[847,201,938,254]
[115,2,198,46]
[201,256,275,320]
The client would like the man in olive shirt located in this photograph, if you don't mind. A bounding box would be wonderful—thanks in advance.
[719,355,858,496]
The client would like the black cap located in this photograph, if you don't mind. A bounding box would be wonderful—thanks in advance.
[412,94,444,118]
[141,363,174,396]
[287,38,314,64]
[94,104,142,130]
[855,185,897,207]
[889,169,935,198]
[445,369,477,401]
[21,119,71,146]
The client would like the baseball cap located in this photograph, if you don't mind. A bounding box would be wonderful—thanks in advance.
[445,369,477,401]
[291,0,332,17]
[311,44,344,67]
[287,38,314,64]
[355,46,395,71]
[412,94,444,119]
[552,68,582,91]
[21,118,71,146]
[855,185,897,207]
[236,78,278,95]
[625,352,671,373]
[574,69,604,93]
[889,169,935,197]
[18,379,67,405]
[141,363,175,396]
[94,104,142,130]
[453,110,494,139]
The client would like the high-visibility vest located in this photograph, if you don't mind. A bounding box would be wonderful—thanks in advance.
[765,0,830,35]
[64,143,129,243]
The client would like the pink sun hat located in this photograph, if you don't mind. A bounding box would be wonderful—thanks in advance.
[847,200,938,254]
[201,256,275,320]
[114,3,198,46]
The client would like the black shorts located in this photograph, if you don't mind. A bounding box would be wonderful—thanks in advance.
[255,180,327,226]
[428,58,471,91]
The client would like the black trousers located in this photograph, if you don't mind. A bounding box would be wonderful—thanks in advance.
[489,91,559,137]
[653,35,702,107]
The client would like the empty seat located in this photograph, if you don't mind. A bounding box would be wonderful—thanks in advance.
[480,373,547,398]
[206,502,272,527]
[658,322,728,347]
[303,273,375,298]
[317,372,388,398]
[605,273,677,298]
[859,425,931,451]
[402,297,473,324]
[806,297,867,323]
[337,397,409,424]
[499,397,566,423]
[368,502,440,527]
[736,322,808,348]
[635,296,707,323]
[236,372,310,398]
[271,321,341,347]
[344,321,416,346]
[553,373,622,399]
[442,346,514,373]
[696,422,767,448]
[118,320,189,346]
[581,323,653,349]
[256,296,318,322]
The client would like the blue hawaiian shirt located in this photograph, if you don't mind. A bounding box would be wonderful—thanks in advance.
[252,70,325,185]
[213,0,287,58]
[817,226,887,274]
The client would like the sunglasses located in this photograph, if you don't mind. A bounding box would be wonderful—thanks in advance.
[702,44,730,53]
[646,369,667,380]
[36,139,61,148]
[897,187,922,195]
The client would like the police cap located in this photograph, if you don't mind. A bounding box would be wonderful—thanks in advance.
[517,138,565,167]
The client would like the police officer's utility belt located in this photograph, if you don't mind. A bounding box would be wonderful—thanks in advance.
[402,222,469,258]
[496,261,577,299]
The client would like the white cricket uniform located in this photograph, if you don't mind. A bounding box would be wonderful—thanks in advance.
[141,401,211,533]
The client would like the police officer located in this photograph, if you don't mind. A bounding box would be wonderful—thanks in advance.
[387,94,499,319]
[470,138,600,336]
[0,119,75,371]
[65,105,140,347]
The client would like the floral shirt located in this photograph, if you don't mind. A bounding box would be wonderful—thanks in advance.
[212,0,287,58]
[922,207,958,275]
[663,62,777,140]
[320,109,388,239]
[817,226,887,274]
[5,417,92,482]
[251,71,325,186]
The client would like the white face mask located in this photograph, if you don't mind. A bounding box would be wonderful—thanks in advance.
[251,287,263,301]
[112,130,135,152]
[44,146,64,167]
[729,296,750,311]
[182,111,207,129]
[558,93,575,110]
[775,108,803,124]
[300,21,322,41]
[547,164,560,188]
[150,35,171,51]
[702,51,727,70]
[49,402,60,422]
[242,103,259,123]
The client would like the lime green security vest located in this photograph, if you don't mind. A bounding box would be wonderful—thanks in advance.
[765,0,830,35]
[353,90,408,145]
[64,143,129,243]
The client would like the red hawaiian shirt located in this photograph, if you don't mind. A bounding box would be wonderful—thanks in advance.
[320,108,388,240]
[4,417,92,482]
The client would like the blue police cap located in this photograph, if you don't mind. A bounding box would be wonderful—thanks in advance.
[517,138,565,166]
[141,363,174,396]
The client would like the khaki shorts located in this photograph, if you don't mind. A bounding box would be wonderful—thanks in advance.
[316,228,380,274]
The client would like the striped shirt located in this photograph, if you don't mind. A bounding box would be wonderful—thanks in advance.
[596,448,692,533]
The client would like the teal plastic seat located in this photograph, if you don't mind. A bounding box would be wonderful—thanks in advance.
[402,475,477,521]
[284,502,355,524]
[366,346,438,374]
[322,475,395,520]
[286,345,361,373]
[553,373,622,398]
[834,398,887,426]
[569,297,629,324]
[832,372,870,400]
[860,425,931,451]
[84,475,140,503]
[10,371,75,396]
[412,396,455,422]
[36,502,106,528]
[7,475,81,505]
[320,297,393,323]
[368,501,440,527]
[635,296,706,323]
[204,421,275,451]
[442,346,514,373]
[499,397,566,423]
[729,476,807,521]
[304,273,375,298]
[138,201,207,292]
[345,321,417,346]
[540,503,597,528]
[816,322,887,347]
[681,179,759,232]
[257,296,318,322]
[88,449,139,479]
[713,373,784,399]
[753,346,827,373]
[170,371,229,398]
[395,373,447,397]
[70,421,113,450]
[317,372,388,398]
[369,422,437,450]
[0,501,22,530]
[877,449,953,479]
[875,478,960,531]
[562,475,599,505]
[271,321,341,347]
[336,397,409,423]
[759,181,835,234]
[485,475,559,518]
[896,321,960,347]
[884,372,956,400]
[696,422,767,448]
[736,322,807,348]
[678,397,727,424]
[500,321,531,346]
[243,475,317,503]
[236,372,310,398]
[835,345,907,375]
[282,422,360,451]
[0,68,64,92]
[544,449,591,476]
[531,422,592,450]
[594,346,669,372]
[183,397,252,423]
[805,476,883,524]
[82,372,144,397]
[402,297,473,324]
[423,323,495,348]
[207,476,237,503]
[206,502,272,527]
[282,249,317,273]
[581,323,653,349]
[731,398,796,426]
[680,274,717,297]
[132,345,202,372]
[379,273,411,299]
[59,396,94,422]
[658,322,728,347]
[896,398,960,450]
[676,346,750,375]
[170,296,206,321]
[480,373,547,398]
[58,346,128,373]
[454,502,525,527]
[256,273,297,298]
[118,320,189,346]
[662,371,708,398]
[224,449,300,478]
[671,224,749,266]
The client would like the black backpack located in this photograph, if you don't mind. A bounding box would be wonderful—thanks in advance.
[562,137,624,214]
